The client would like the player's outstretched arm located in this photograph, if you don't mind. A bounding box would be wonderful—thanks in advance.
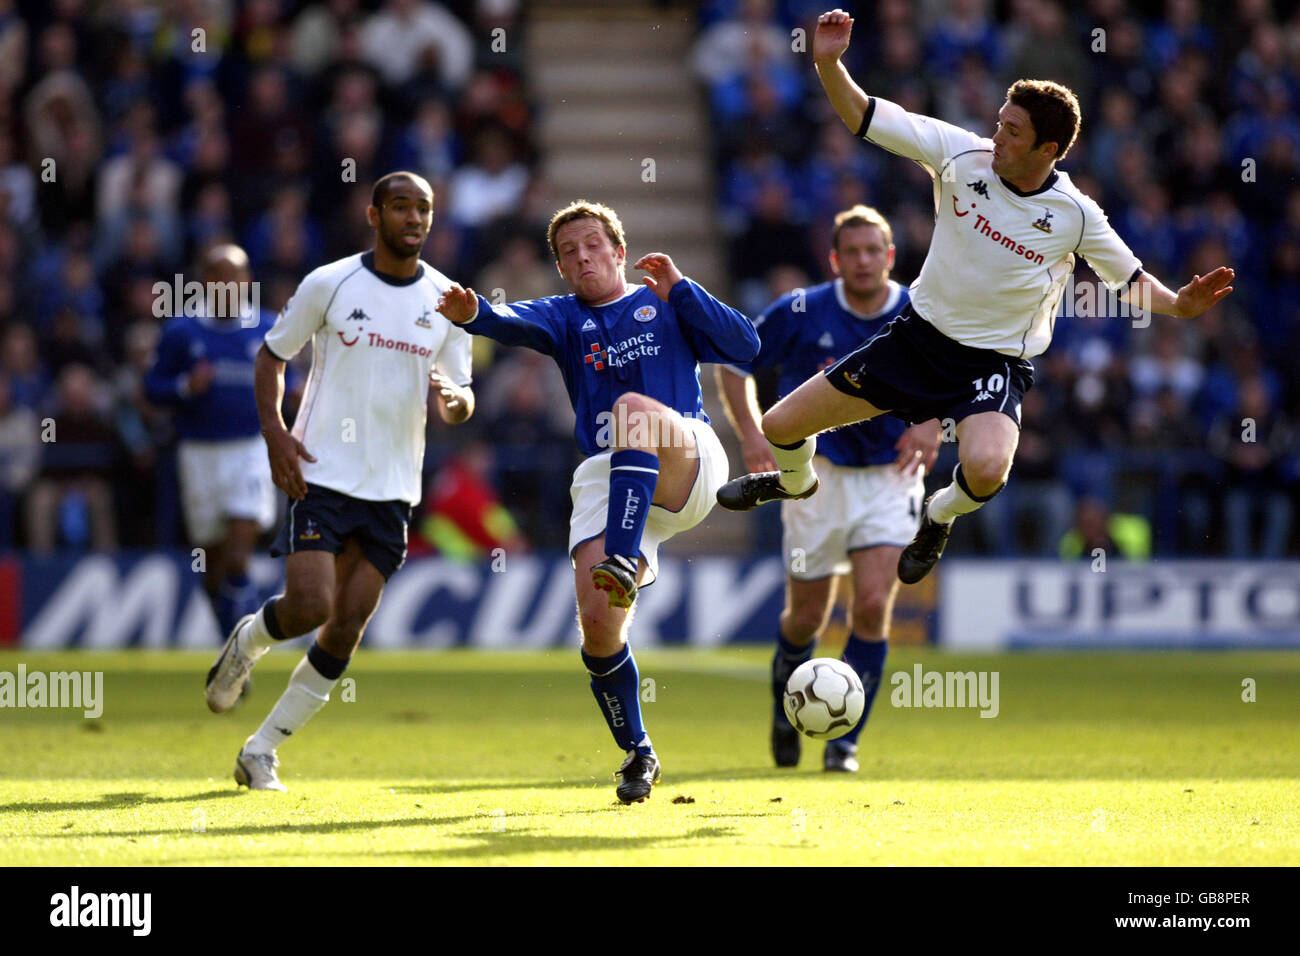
[436,284,480,324]
[254,343,316,500]
[1124,267,1235,319]
[814,9,870,134]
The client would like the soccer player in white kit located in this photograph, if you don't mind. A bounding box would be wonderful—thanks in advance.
[204,172,475,791]
[718,9,1235,585]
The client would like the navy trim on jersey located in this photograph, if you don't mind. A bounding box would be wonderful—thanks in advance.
[264,342,290,363]
[856,97,877,138]
[1118,267,1144,293]
[360,250,423,286]
[997,170,1059,197]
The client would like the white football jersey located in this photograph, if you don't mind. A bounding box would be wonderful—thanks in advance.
[264,252,472,504]
[862,97,1142,358]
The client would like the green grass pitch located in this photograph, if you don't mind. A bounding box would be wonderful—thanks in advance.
[1,647,1296,866]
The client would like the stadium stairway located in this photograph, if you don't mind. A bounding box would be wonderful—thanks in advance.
[528,3,756,557]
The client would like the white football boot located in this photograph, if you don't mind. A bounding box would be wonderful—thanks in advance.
[234,742,287,792]
[205,614,263,713]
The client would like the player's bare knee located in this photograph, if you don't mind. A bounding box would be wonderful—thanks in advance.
[780,608,822,644]
[850,599,888,638]
[962,452,1011,495]
[761,408,800,447]
[285,586,332,631]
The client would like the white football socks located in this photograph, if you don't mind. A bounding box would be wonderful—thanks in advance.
[768,436,817,495]
[245,653,339,755]
[928,467,999,525]
[241,600,279,655]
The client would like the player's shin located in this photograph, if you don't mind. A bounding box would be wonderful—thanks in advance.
[213,571,258,637]
[769,436,818,495]
[582,644,653,756]
[927,464,1004,525]
[837,634,887,745]
[603,449,659,563]
[773,631,817,724]
[245,642,348,755]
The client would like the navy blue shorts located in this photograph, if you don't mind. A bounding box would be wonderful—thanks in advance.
[824,305,1034,427]
[271,483,412,580]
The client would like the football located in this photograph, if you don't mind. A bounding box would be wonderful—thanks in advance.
[783,659,866,740]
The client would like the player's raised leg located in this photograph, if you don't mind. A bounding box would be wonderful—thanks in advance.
[575,535,660,803]
[716,373,887,511]
[825,545,901,771]
[236,540,384,790]
[591,392,699,609]
[899,411,1019,583]
[771,575,836,767]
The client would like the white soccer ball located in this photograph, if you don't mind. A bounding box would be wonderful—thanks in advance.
[783,658,865,740]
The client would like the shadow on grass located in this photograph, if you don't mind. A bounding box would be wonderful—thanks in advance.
[1,788,246,814]
[387,765,856,795]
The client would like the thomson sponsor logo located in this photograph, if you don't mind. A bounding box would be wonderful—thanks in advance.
[366,332,437,357]
[890,664,999,718]
[152,274,261,327]
[0,665,102,718]
[50,886,151,936]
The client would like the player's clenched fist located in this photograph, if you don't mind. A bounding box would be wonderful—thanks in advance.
[437,284,479,324]
[813,9,854,64]
[634,253,683,303]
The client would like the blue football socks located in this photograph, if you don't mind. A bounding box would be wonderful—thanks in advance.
[838,633,888,747]
[772,631,816,724]
[582,644,653,755]
[604,449,659,563]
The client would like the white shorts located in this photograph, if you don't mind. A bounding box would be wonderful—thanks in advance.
[781,457,924,581]
[568,416,728,585]
[177,436,278,546]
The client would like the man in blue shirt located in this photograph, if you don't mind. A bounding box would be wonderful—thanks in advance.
[716,206,940,772]
[438,200,759,804]
[145,244,276,639]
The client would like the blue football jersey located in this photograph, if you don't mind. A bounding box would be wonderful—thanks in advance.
[739,279,911,467]
[144,310,273,441]
[465,279,759,458]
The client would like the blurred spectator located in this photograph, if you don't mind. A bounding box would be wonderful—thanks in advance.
[1,324,48,411]
[290,0,363,77]
[0,372,39,549]
[360,0,474,92]
[1209,376,1294,557]
[1059,496,1151,561]
[414,442,528,560]
[25,364,118,554]
[691,0,795,87]
[475,233,564,304]
[446,125,529,229]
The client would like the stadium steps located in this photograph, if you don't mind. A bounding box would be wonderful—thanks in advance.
[528,2,755,555]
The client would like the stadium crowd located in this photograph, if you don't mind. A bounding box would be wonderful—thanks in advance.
[0,0,1295,560]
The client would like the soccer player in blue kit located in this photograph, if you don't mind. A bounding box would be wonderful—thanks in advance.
[145,244,277,639]
[716,205,940,772]
[437,200,759,803]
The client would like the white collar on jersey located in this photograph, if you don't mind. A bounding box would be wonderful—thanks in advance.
[834,277,901,321]
[582,282,641,307]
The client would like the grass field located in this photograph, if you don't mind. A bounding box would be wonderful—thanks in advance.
[1,647,1296,866]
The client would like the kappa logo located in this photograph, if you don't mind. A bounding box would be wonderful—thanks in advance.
[584,342,608,371]
[634,305,657,323]
[1032,208,1054,233]
[347,308,370,322]
[968,179,990,198]
[415,307,433,328]
[817,332,834,349]
[581,318,598,332]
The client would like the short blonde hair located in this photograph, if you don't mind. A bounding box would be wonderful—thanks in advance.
[832,205,893,249]
[547,200,626,261]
